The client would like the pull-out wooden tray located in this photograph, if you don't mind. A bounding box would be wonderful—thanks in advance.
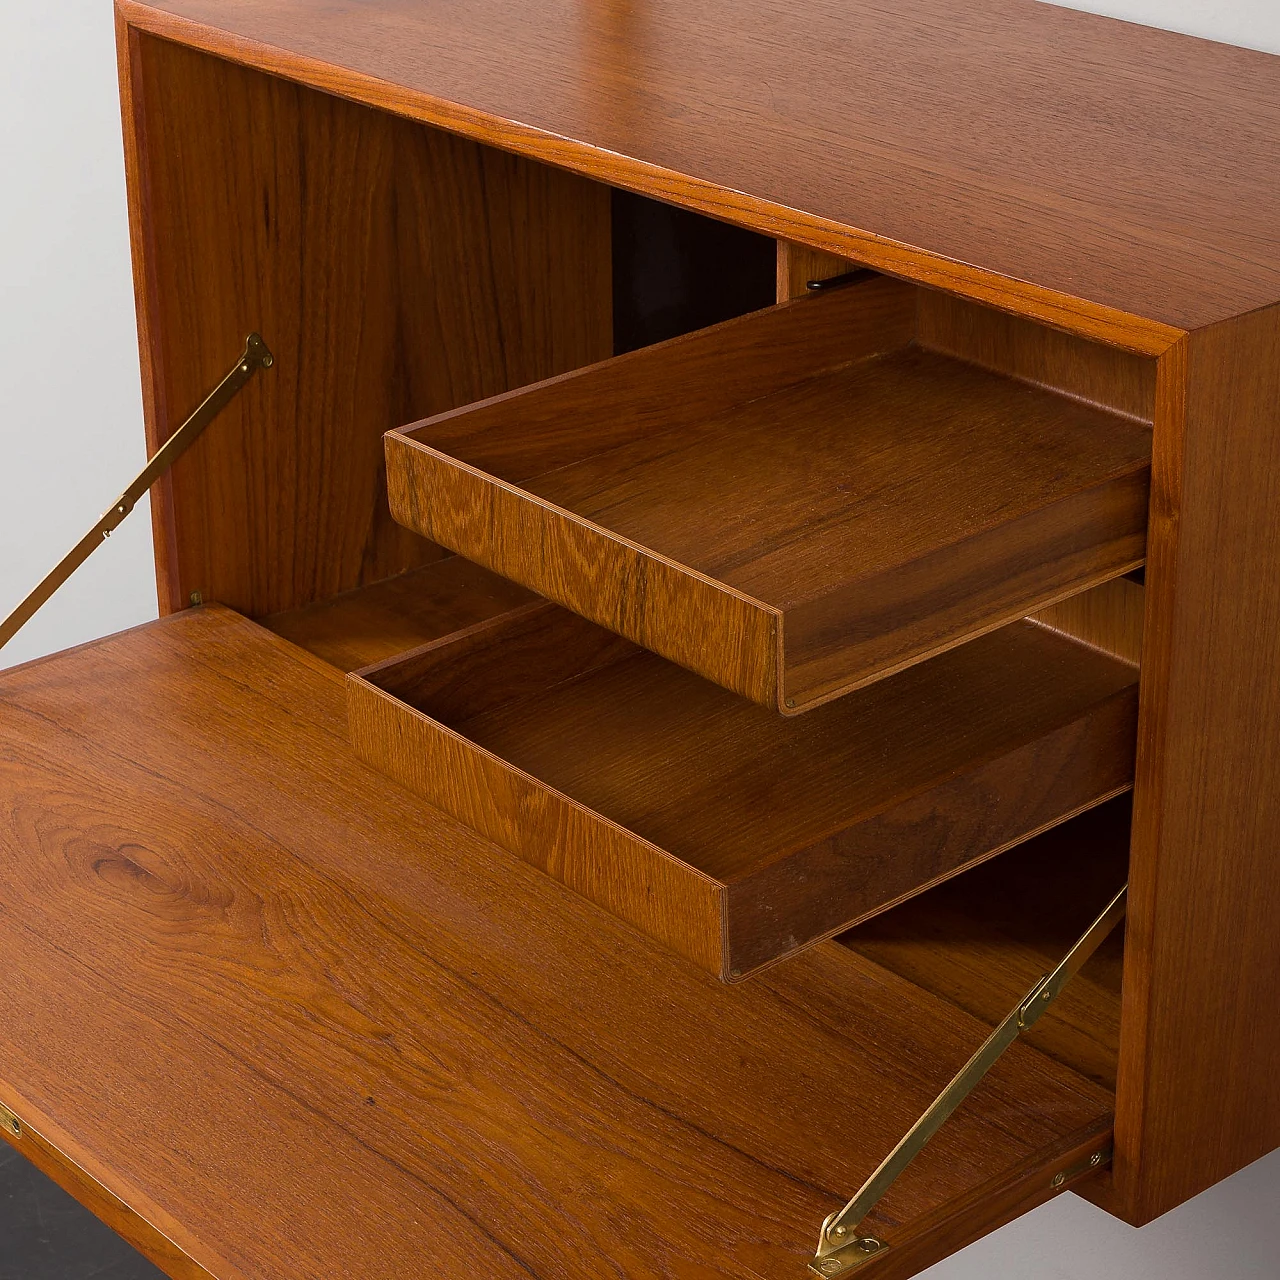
[385,278,1152,713]
[348,602,1138,979]
[0,607,1116,1280]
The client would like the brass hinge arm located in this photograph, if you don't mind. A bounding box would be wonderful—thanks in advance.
[810,883,1128,1277]
[0,334,273,654]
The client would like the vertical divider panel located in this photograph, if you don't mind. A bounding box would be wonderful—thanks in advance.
[776,241,853,302]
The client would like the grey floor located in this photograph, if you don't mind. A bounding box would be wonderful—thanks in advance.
[0,1143,163,1280]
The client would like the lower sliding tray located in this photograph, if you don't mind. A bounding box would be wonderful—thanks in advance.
[0,607,1116,1280]
[348,601,1139,979]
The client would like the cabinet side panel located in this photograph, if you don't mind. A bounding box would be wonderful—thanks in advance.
[1117,303,1280,1222]
[127,34,611,617]
[117,16,181,611]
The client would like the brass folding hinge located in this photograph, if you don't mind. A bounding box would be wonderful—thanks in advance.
[809,884,1127,1277]
[0,333,274,653]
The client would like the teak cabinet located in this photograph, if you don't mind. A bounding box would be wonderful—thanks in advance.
[1,2,1277,1278]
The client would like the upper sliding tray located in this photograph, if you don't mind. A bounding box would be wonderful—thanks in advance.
[385,277,1152,713]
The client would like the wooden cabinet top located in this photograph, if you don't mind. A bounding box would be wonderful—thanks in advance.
[119,0,1280,346]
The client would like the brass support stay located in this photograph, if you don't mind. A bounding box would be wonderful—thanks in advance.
[0,333,274,654]
[809,884,1128,1277]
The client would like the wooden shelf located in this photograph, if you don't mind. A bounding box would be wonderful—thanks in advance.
[348,602,1139,979]
[387,278,1152,712]
[841,795,1131,1092]
[259,555,534,672]
[0,607,1115,1280]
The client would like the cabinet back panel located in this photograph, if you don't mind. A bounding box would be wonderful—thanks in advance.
[841,796,1131,1092]
[917,290,1157,423]
[778,245,1157,423]
[126,36,612,617]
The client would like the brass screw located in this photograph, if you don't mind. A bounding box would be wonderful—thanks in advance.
[4,1116,19,1138]
[785,698,797,708]
[1090,1152,1103,1167]
[261,353,274,368]
[830,1226,847,1238]
[818,1262,843,1276]
[857,1239,882,1254]
[1052,1171,1066,1187]
[190,590,204,607]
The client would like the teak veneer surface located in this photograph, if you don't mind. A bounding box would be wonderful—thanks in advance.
[116,0,1280,346]
[1116,301,1280,1219]
[0,607,1114,1280]
[349,602,1138,978]
[106,0,1280,1237]
[390,282,1151,711]
[260,556,534,671]
[842,796,1132,1092]
[120,33,612,619]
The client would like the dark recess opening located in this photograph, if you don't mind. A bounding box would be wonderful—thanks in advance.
[612,189,777,354]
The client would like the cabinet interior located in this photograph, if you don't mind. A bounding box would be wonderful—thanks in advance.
[136,33,1146,1109]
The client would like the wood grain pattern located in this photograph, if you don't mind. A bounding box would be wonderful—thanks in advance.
[780,265,1157,451]
[259,556,535,671]
[907,287,1156,667]
[349,602,1139,979]
[118,0,1280,347]
[776,242,853,302]
[119,32,611,618]
[916,289,1158,423]
[0,607,1115,1279]
[843,796,1131,1092]
[1115,301,1280,1223]
[389,282,1151,711]
[388,277,914,707]
[831,1124,1113,1280]
[1030,577,1146,668]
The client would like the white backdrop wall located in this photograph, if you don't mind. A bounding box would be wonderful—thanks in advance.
[1,4,154,668]
[0,2,1277,1277]
[1047,0,1280,53]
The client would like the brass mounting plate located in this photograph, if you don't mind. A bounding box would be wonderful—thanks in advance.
[0,1100,21,1140]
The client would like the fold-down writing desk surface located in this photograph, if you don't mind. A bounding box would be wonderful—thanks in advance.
[0,607,1110,1279]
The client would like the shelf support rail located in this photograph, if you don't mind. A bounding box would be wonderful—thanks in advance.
[0,334,274,654]
[809,883,1128,1277]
